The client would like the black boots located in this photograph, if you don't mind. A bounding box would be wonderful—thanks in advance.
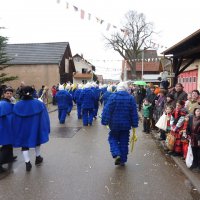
[35,156,43,165]
[25,161,32,172]
[25,156,43,172]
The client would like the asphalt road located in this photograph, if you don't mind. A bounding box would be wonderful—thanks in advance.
[0,106,200,200]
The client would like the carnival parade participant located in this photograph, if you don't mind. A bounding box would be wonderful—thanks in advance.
[55,84,73,124]
[102,85,112,107]
[101,82,138,166]
[74,84,83,119]
[13,86,50,172]
[91,82,101,120]
[0,87,16,173]
[79,82,95,126]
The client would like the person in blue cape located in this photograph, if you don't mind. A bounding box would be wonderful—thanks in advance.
[13,86,50,172]
[55,84,73,124]
[0,87,17,173]
[79,82,95,126]
[73,84,83,119]
[101,82,139,166]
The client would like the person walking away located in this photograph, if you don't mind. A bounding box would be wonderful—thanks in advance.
[73,84,83,119]
[55,84,73,124]
[102,85,112,107]
[0,87,17,173]
[79,83,95,126]
[13,86,50,172]
[101,82,139,166]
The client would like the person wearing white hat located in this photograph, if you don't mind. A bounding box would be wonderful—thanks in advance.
[101,82,138,166]
[102,85,112,107]
[74,84,83,119]
[79,82,95,126]
[55,84,73,124]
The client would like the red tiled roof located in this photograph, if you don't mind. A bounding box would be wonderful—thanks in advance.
[125,62,160,72]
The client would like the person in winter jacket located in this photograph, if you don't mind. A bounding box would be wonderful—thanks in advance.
[142,98,152,134]
[13,86,50,172]
[186,107,200,172]
[0,87,17,173]
[101,82,138,166]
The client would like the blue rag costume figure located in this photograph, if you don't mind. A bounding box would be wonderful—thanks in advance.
[79,83,95,126]
[56,85,73,124]
[101,82,138,166]
[74,84,83,119]
[102,86,113,107]
[13,86,50,172]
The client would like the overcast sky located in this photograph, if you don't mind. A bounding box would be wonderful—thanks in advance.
[0,0,199,79]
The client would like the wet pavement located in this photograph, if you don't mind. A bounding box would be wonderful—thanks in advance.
[0,105,200,200]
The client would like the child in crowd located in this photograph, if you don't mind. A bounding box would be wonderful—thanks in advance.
[159,105,174,141]
[142,98,152,134]
[169,100,187,156]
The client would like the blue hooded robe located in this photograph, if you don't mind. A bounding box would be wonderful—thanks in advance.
[0,100,14,145]
[13,99,50,148]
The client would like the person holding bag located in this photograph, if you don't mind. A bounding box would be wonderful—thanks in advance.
[186,107,200,172]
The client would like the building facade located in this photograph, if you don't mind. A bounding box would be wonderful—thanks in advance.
[2,42,75,90]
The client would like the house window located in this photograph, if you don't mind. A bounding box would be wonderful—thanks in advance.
[189,77,192,82]
[82,68,87,73]
[193,77,196,82]
[65,59,69,73]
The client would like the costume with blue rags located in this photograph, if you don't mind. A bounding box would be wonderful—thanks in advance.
[79,83,95,126]
[74,84,83,119]
[101,82,138,165]
[56,84,73,124]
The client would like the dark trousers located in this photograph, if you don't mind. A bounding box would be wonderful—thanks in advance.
[0,145,14,164]
[143,117,150,133]
[160,130,166,140]
[192,147,200,168]
[52,96,57,105]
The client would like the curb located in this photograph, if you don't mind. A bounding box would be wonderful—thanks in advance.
[151,131,200,193]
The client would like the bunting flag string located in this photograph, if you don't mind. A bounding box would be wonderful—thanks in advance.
[56,0,168,50]
[70,57,161,62]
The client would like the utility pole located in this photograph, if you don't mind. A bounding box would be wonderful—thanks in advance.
[141,48,144,80]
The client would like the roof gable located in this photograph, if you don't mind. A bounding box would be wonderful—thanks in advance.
[5,42,69,65]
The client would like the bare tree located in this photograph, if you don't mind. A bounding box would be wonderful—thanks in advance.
[104,10,155,79]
